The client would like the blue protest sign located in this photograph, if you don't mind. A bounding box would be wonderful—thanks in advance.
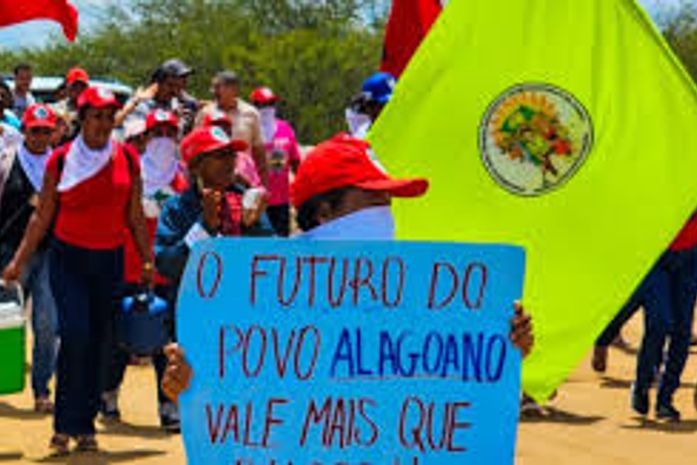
[177,239,525,465]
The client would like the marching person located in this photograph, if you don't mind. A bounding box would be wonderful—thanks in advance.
[0,80,22,152]
[160,134,534,401]
[249,87,301,236]
[345,72,396,139]
[196,71,268,187]
[630,212,697,422]
[154,126,274,292]
[2,87,152,454]
[0,79,21,131]
[199,109,269,231]
[0,104,60,414]
[116,58,196,135]
[101,109,187,432]
[12,63,36,119]
[52,67,90,144]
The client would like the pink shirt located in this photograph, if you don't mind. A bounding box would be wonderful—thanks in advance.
[265,119,301,206]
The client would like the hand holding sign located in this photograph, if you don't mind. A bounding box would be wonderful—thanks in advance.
[176,240,526,465]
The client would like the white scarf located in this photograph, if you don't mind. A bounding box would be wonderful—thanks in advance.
[298,206,395,241]
[58,135,114,192]
[17,144,50,191]
[345,108,372,140]
[259,108,277,144]
[142,137,179,197]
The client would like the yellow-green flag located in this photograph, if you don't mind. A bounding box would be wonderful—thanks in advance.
[369,0,697,401]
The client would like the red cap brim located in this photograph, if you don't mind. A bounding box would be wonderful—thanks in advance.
[25,121,56,130]
[199,138,249,158]
[354,178,430,198]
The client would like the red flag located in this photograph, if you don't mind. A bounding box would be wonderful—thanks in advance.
[381,0,443,77]
[0,0,79,42]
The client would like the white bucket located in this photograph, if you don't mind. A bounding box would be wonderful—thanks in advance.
[0,281,25,330]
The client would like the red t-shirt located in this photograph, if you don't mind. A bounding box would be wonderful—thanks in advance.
[47,142,139,250]
[670,212,697,251]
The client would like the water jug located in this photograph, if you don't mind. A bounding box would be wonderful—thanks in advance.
[116,291,171,355]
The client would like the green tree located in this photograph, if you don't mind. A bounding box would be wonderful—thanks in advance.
[0,0,387,143]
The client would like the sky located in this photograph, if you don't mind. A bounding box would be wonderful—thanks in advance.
[0,0,691,51]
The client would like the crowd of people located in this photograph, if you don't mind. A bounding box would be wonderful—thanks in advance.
[0,59,534,456]
[1,54,696,457]
[0,58,302,452]
[0,54,695,460]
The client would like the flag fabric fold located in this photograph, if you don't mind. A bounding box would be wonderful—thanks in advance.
[0,0,79,42]
[381,0,443,77]
[370,0,697,400]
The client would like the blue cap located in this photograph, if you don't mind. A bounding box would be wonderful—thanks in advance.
[362,72,397,105]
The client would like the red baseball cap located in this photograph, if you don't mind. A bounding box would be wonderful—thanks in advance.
[22,104,57,130]
[66,67,90,85]
[146,109,178,131]
[250,87,279,105]
[201,109,232,129]
[291,133,429,208]
[77,86,121,110]
[180,126,248,165]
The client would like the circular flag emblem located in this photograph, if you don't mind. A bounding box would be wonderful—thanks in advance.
[479,84,593,196]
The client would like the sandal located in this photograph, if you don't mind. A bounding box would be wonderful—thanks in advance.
[34,397,54,414]
[74,435,98,453]
[49,434,70,456]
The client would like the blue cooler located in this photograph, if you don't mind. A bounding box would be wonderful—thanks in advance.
[116,291,171,355]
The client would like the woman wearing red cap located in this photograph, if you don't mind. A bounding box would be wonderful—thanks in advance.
[2,87,151,454]
[160,134,534,404]
[249,87,302,237]
[101,109,188,432]
[0,104,60,415]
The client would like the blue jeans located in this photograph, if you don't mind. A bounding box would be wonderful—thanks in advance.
[634,249,697,405]
[49,240,123,436]
[22,251,59,399]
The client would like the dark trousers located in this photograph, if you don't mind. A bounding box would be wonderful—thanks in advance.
[104,348,169,407]
[104,285,172,408]
[596,279,647,347]
[633,249,697,404]
[49,239,123,436]
[267,203,290,237]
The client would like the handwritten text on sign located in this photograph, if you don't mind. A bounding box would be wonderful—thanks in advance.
[177,240,525,465]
